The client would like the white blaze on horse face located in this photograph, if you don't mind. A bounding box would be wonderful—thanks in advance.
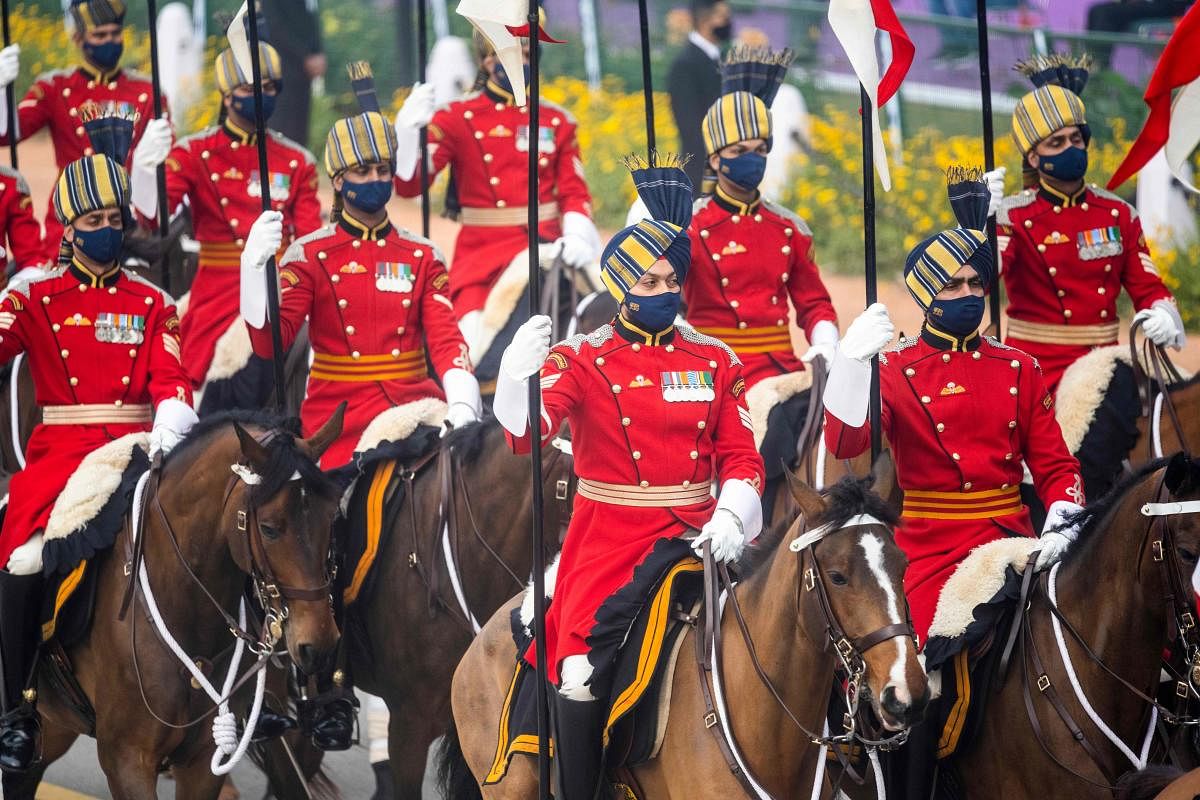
[859,532,911,706]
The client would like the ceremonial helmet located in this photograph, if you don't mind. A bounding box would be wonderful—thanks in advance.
[700,46,794,193]
[1011,53,1092,156]
[903,167,994,311]
[68,0,126,32]
[599,154,693,304]
[52,101,136,262]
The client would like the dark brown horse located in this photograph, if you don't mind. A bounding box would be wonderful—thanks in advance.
[446,468,930,798]
[941,453,1200,798]
[2,407,346,800]
[344,419,576,798]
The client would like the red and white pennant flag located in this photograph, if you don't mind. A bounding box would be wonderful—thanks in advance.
[1108,3,1200,193]
[827,0,914,191]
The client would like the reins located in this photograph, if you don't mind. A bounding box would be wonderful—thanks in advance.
[1131,318,1192,461]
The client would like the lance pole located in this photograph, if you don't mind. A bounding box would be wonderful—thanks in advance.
[146,0,172,293]
[976,0,1001,336]
[637,0,655,154]
[244,5,287,410]
[1,0,14,169]
[860,85,881,460]
[417,0,430,237]
[525,3,551,799]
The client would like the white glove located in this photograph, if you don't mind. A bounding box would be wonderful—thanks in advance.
[692,509,746,563]
[1133,299,1186,350]
[552,211,600,270]
[500,315,553,381]
[393,83,435,182]
[0,44,19,89]
[801,319,840,366]
[133,118,173,170]
[839,303,894,362]
[442,367,482,436]
[149,397,199,457]
[1035,499,1083,571]
[240,211,284,329]
[6,531,42,576]
[983,166,1006,218]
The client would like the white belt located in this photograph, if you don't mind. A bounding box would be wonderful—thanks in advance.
[41,403,152,425]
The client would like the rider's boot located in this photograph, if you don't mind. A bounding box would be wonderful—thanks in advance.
[553,693,605,800]
[886,706,938,800]
[0,570,42,773]
[308,666,358,751]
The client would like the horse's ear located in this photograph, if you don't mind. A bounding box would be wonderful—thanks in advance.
[784,468,825,519]
[302,402,347,461]
[870,449,903,514]
[1165,451,1200,495]
[234,423,271,470]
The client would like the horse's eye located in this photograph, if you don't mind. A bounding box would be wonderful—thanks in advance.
[828,571,848,587]
[260,523,282,541]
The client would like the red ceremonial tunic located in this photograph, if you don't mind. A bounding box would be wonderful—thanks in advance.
[392,82,594,316]
[151,119,322,388]
[0,260,191,566]
[508,317,765,683]
[823,328,1082,643]
[684,188,837,388]
[3,64,165,261]
[0,166,45,276]
[997,182,1173,393]
[248,215,471,468]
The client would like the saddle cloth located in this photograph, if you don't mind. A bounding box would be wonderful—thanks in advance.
[41,433,150,643]
[484,538,704,786]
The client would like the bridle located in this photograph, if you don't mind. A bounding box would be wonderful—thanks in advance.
[694,512,917,798]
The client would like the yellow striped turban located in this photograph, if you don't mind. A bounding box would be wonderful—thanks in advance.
[702,91,771,157]
[69,0,125,31]
[903,167,994,311]
[323,111,398,178]
[52,154,130,225]
[215,44,283,95]
[1010,54,1092,154]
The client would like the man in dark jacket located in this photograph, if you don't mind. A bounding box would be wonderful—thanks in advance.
[262,0,326,147]
[667,0,730,194]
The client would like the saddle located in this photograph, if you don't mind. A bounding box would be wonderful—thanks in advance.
[484,537,704,787]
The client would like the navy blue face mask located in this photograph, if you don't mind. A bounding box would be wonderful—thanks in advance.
[229,91,278,123]
[492,63,531,97]
[342,178,393,214]
[624,291,681,334]
[73,224,124,264]
[1037,145,1088,182]
[718,152,767,191]
[82,40,123,71]
[927,295,985,337]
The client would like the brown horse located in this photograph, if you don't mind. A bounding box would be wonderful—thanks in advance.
[0,353,38,480]
[939,452,1200,798]
[1,407,346,800]
[344,419,576,798]
[445,468,930,798]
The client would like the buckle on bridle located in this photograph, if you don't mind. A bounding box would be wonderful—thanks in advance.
[1178,681,1191,699]
[1037,674,1051,692]
[704,712,718,728]
[1152,540,1165,562]
[835,637,854,659]
[1183,612,1196,632]
[262,583,281,599]
[555,478,569,501]
[804,568,816,591]
[237,510,248,532]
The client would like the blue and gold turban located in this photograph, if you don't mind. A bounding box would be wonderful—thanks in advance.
[52,101,132,226]
[214,43,284,96]
[903,167,994,311]
[600,155,693,304]
[701,47,794,156]
[324,111,397,178]
[1011,54,1092,154]
[69,0,125,32]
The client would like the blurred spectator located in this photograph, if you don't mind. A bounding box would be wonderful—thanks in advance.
[667,0,730,195]
[928,0,975,62]
[262,0,326,147]
[1087,0,1192,67]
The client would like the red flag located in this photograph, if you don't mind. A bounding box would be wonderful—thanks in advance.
[1108,3,1200,190]
[872,0,914,108]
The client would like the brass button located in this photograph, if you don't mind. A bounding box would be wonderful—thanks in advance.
[1097,287,1106,295]
[289,159,298,169]
[622,417,631,426]
[1024,220,1033,229]
[496,200,507,208]
[414,249,424,258]
[712,254,721,262]
[905,368,915,377]
[144,297,153,306]
[483,153,493,162]
[52,324,61,332]
[114,399,123,407]
[1057,289,1065,297]
[952,452,960,461]
[230,219,239,227]
[708,360,718,368]
[721,278,729,287]
[121,375,130,385]
[731,214,741,224]
[60,348,69,358]
[1111,208,1120,218]
[489,177,500,186]
[402,299,412,308]
[210,172,220,182]
[1063,309,1072,319]
[351,351,361,359]
[963,482,972,490]
[345,325,356,335]
[682,480,691,488]
[1009,420,1017,429]
[689,450,699,459]
[700,230,710,239]
[697,420,706,429]
[1100,310,1109,319]
[391,349,401,358]
[1009,387,1018,396]
[631,344,640,352]
[665,345,674,352]
[1010,359,1019,368]
[1104,264,1112,273]
[1081,202,1089,211]
[1005,453,1013,461]
[595,357,605,365]
[1048,267,1057,276]
[220,198,229,207]
[331,274,340,283]
[464,110,474,119]
[936,422,945,432]
[474,131,484,140]
[612,384,622,393]
[70,377,79,386]
[1037,244,1047,253]
[781,245,791,254]
[1001,483,1010,490]
[632,450,641,460]
[729,299,738,308]
[128,349,136,358]
[396,326,406,335]
[973,352,981,360]
[781,273,789,281]
[942,353,950,363]
[738,322,748,329]
[921,395,931,404]
[640,480,650,488]
[538,157,549,168]
[1053,205,1062,214]
[338,299,348,309]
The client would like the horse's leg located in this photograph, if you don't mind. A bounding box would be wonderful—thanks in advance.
[171,752,228,800]
[384,689,446,799]
[97,740,163,800]
[0,720,78,800]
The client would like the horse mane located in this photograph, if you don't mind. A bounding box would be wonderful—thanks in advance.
[171,409,338,504]
[738,476,900,579]
[443,413,498,462]
[1061,457,1169,551]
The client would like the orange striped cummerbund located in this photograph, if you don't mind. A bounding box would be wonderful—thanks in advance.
[310,350,428,383]
[902,486,1023,520]
[694,325,792,355]
[198,240,244,269]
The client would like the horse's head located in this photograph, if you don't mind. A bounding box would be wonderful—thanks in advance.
[784,455,929,731]
[229,404,346,675]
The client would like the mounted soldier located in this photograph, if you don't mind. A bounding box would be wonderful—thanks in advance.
[685,45,838,511]
[492,157,764,799]
[992,53,1184,394]
[0,108,195,772]
[131,40,322,410]
[0,0,168,264]
[390,19,602,384]
[0,166,44,283]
